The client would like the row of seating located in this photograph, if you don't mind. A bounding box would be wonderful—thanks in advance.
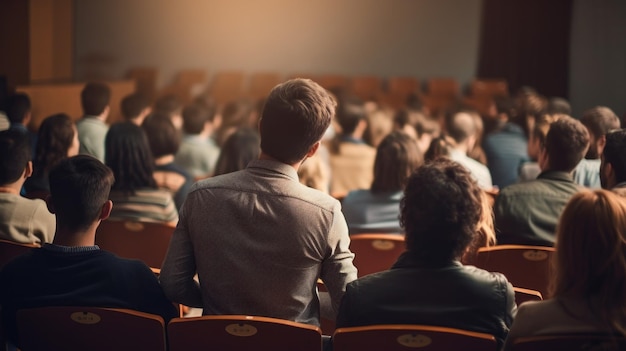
[128,68,508,111]
[15,306,624,351]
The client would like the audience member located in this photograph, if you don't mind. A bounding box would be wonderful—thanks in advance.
[142,114,193,210]
[175,102,221,178]
[329,99,376,196]
[76,82,111,162]
[545,97,572,115]
[424,134,453,162]
[24,113,79,198]
[298,153,331,193]
[466,110,488,166]
[483,97,530,189]
[393,108,440,153]
[4,93,37,152]
[503,190,626,350]
[153,94,183,130]
[446,111,493,189]
[214,99,254,147]
[600,129,626,197]
[342,131,422,234]
[0,155,178,348]
[120,93,151,126]
[160,78,357,326]
[336,159,516,347]
[105,122,178,224]
[573,106,620,188]
[518,113,564,182]
[495,116,589,246]
[0,130,55,244]
[212,128,260,176]
[363,107,393,148]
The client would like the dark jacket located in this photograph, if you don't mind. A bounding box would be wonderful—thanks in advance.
[336,252,516,347]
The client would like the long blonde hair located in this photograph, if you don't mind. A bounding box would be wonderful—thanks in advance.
[553,190,626,335]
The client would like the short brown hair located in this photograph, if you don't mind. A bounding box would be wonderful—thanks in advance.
[544,116,589,172]
[259,79,335,164]
[371,131,423,193]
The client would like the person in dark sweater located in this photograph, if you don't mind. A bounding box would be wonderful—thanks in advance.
[0,155,178,348]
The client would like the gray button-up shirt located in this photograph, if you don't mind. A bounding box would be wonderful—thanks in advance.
[160,159,357,325]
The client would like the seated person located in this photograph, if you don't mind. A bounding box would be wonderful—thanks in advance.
[337,159,516,347]
[120,93,151,126]
[342,131,423,234]
[495,116,589,246]
[213,128,260,176]
[504,190,626,350]
[142,114,194,210]
[0,130,55,244]
[76,82,111,162]
[0,155,178,348]
[174,102,221,179]
[105,122,178,225]
[24,113,80,198]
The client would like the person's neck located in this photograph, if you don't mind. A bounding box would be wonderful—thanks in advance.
[259,153,301,171]
[0,182,23,195]
[155,154,175,165]
[52,225,97,247]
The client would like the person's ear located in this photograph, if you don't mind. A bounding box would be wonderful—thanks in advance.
[306,141,321,158]
[24,161,33,178]
[100,200,113,221]
[45,195,56,214]
[597,135,607,153]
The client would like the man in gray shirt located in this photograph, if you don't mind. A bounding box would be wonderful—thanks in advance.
[160,78,357,326]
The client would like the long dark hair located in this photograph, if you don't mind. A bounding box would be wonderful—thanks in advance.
[105,122,156,193]
[33,113,76,177]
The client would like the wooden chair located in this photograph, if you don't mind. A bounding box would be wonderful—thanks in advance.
[473,245,555,298]
[513,287,542,306]
[0,239,38,270]
[426,77,460,98]
[315,74,349,92]
[247,72,282,100]
[511,334,626,351]
[95,220,175,269]
[379,76,421,109]
[350,76,382,101]
[332,324,498,351]
[17,307,166,351]
[167,315,322,351]
[349,234,405,277]
[127,67,159,102]
[470,78,508,99]
[207,71,246,105]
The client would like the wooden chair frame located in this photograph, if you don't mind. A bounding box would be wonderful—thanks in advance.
[349,234,405,278]
[0,239,38,270]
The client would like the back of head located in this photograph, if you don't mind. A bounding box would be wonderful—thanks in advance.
[446,111,476,144]
[0,129,31,185]
[424,135,453,162]
[603,129,626,185]
[5,93,31,124]
[544,115,590,172]
[400,158,483,263]
[371,131,423,193]
[105,122,156,193]
[546,97,572,115]
[554,190,626,334]
[335,99,366,136]
[81,82,111,116]
[120,93,149,121]
[581,106,620,138]
[213,128,260,176]
[259,78,335,164]
[49,155,114,232]
[182,103,215,135]
[142,114,181,158]
[154,94,182,117]
[34,113,76,175]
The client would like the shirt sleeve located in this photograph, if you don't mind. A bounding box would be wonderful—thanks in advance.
[159,198,203,308]
[31,199,56,244]
[132,261,180,322]
[319,202,358,317]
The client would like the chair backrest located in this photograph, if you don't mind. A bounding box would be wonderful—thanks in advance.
[350,76,382,101]
[473,245,555,298]
[511,334,626,351]
[167,315,322,351]
[0,239,38,270]
[333,324,498,351]
[247,72,282,100]
[426,78,460,98]
[349,234,405,277]
[470,78,509,98]
[17,306,166,351]
[208,71,246,105]
[513,287,543,306]
[95,220,175,269]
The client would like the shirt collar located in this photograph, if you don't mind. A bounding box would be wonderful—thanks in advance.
[43,243,100,253]
[391,251,462,270]
[247,159,299,181]
[537,170,574,182]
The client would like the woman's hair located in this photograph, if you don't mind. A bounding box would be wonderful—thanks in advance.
[424,134,453,162]
[371,131,423,193]
[33,113,76,176]
[105,122,156,193]
[213,128,260,176]
[553,190,626,335]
